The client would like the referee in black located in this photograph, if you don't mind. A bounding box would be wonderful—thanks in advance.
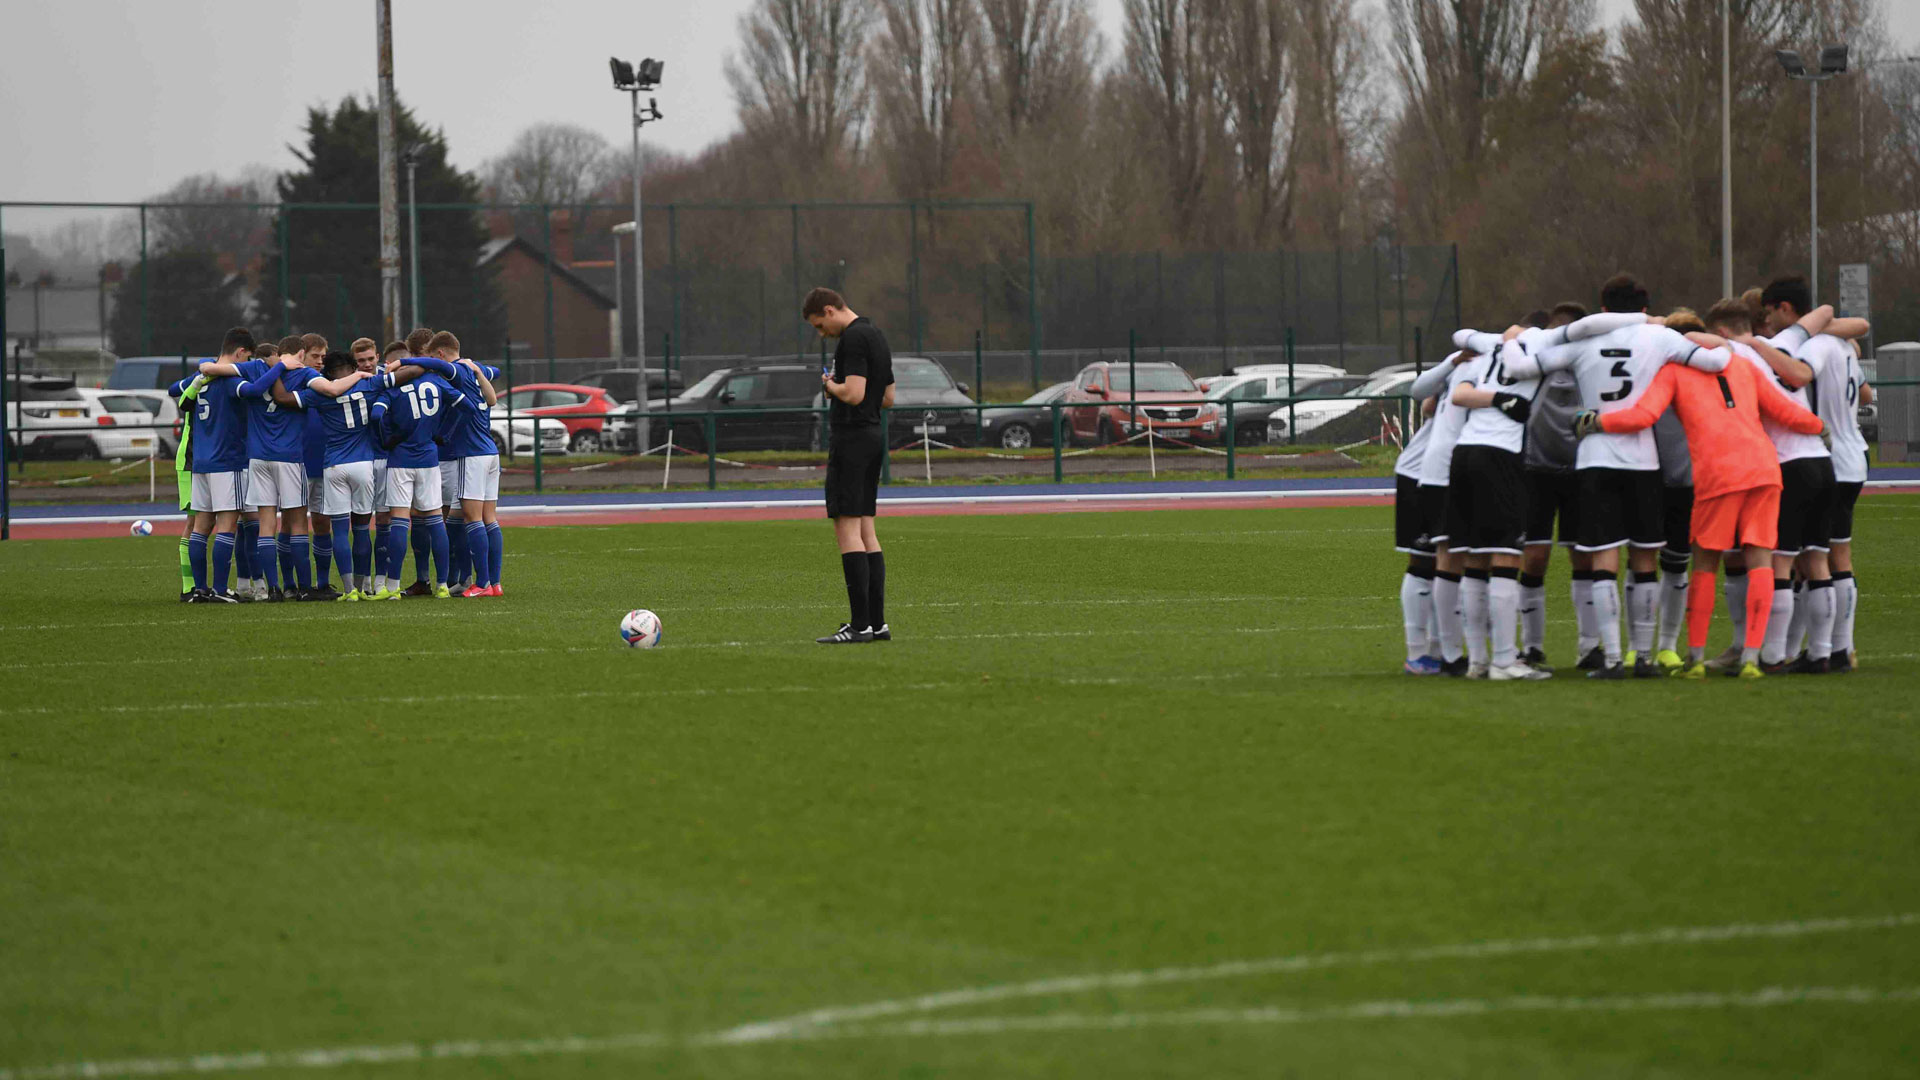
[805,287,895,643]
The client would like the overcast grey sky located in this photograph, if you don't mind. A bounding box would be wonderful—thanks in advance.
[2,0,1917,211]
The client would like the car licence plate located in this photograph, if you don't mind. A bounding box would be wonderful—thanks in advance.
[913,424,947,434]
[130,438,152,447]
[57,409,82,418]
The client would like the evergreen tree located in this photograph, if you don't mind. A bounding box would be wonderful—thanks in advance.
[108,251,246,358]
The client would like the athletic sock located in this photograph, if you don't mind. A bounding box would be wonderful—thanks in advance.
[1461,569,1490,668]
[1784,578,1810,658]
[178,535,193,596]
[188,532,209,592]
[486,523,503,587]
[276,531,296,588]
[1761,578,1794,664]
[1489,568,1521,668]
[387,520,412,584]
[290,535,312,590]
[867,551,887,629]
[465,520,490,587]
[411,520,431,584]
[237,519,258,581]
[257,534,280,591]
[1805,578,1836,661]
[330,516,354,588]
[1571,570,1598,655]
[373,520,390,585]
[1686,569,1717,655]
[1591,570,1623,666]
[1725,569,1749,645]
[1832,571,1857,659]
[352,524,372,586]
[1401,571,1434,663]
[1657,567,1689,652]
[1434,571,1464,663]
[446,514,468,584]
[211,532,235,593]
[1518,572,1547,654]
[1743,570,1774,662]
[1627,570,1659,655]
[421,514,450,586]
[313,529,332,588]
[840,551,871,632]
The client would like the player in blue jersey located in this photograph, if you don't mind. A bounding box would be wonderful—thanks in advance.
[420,331,504,597]
[184,328,256,603]
[396,327,440,595]
[372,349,467,598]
[367,340,408,596]
[203,335,322,600]
[271,350,382,599]
[301,388,338,599]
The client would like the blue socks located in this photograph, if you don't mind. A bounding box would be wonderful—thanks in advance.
[329,516,354,588]
[353,523,372,582]
[411,520,431,584]
[237,519,258,581]
[447,515,468,585]
[487,523,503,588]
[420,514,450,587]
[276,530,297,587]
[387,519,412,583]
[189,532,209,592]
[464,520,489,588]
[212,533,235,593]
[313,529,332,587]
[290,535,312,590]
[373,519,390,581]
[257,534,279,591]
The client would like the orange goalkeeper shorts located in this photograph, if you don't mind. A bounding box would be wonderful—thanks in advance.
[1694,484,1780,553]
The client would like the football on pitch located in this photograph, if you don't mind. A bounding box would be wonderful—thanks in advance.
[619,609,663,648]
[130,520,154,537]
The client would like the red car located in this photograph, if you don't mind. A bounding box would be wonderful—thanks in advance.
[497,383,620,454]
[1061,362,1223,446]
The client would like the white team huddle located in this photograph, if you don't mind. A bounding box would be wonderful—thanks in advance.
[1392,273,1871,681]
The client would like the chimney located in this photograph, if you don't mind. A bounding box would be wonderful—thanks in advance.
[551,208,576,266]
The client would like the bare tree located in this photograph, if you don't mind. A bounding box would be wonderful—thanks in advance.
[483,123,615,210]
[871,0,978,197]
[149,173,275,261]
[1286,0,1374,245]
[1214,0,1292,242]
[1118,0,1226,242]
[727,0,876,168]
[977,0,1101,139]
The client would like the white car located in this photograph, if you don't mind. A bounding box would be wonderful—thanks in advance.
[73,389,176,459]
[1267,370,1419,443]
[489,416,570,456]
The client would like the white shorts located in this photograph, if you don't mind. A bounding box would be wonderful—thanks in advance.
[307,475,327,516]
[323,460,378,517]
[247,459,308,510]
[440,459,462,507]
[190,470,246,513]
[385,465,442,513]
[370,461,389,513]
[459,454,501,502]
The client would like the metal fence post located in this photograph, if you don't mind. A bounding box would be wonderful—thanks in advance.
[908,201,921,353]
[1414,326,1424,373]
[1051,403,1063,482]
[669,203,681,363]
[1225,399,1235,480]
[706,412,717,490]
[1128,328,1138,441]
[974,329,984,440]
[1026,201,1039,392]
[139,205,150,354]
[1335,244,1346,369]
[503,349,515,463]
[1215,250,1227,374]
[278,212,291,336]
[542,205,556,380]
[1286,326,1297,446]
[1,236,8,540]
[791,204,802,358]
[1451,242,1462,332]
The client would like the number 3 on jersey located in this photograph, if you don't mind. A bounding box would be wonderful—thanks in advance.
[1599,350,1633,402]
[400,381,441,419]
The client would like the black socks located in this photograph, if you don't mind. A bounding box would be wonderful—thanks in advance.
[841,552,871,632]
[867,551,886,629]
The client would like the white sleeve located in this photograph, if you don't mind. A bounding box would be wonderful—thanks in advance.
[1801,340,1832,379]
[1770,325,1811,353]
[1408,354,1461,400]
[1453,329,1503,355]
[1566,311,1648,341]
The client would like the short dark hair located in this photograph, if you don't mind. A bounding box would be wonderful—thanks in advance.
[1704,298,1751,335]
[801,287,844,318]
[405,327,435,355]
[426,330,460,355]
[252,342,280,359]
[322,350,356,377]
[221,327,256,357]
[1549,301,1589,326]
[1522,308,1551,329]
[278,335,304,355]
[1760,276,1813,318]
[382,340,409,360]
[1599,273,1650,313]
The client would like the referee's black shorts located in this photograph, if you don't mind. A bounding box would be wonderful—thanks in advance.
[824,424,885,518]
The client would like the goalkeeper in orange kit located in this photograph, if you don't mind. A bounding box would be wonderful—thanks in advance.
[1573,298,1825,679]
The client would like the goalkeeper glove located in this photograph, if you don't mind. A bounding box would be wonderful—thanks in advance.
[1572,410,1601,438]
[1491,393,1531,423]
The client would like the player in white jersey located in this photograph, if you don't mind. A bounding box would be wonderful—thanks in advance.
[1823,339,1872,669]
[1409,351,1480,676]
[1392,397,1443,675]
[1499,274,1730,679]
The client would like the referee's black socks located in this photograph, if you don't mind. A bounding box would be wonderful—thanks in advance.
[867,551,886,630]
[841,552,872,632]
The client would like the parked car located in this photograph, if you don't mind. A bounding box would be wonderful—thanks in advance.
[496,383,621,454]
[1207,373,1359,446]
[977,382,1072,449]
[1061,361,1222,446]
[488,415,570,456]
[571,367,686,404]
[74,389,176,458]
[1230,362,1348,381]
[1267,370,1418,443]
[107,356,199,391]
[6,377,93,459]
[643,365,824,453]
[806,356,981,450]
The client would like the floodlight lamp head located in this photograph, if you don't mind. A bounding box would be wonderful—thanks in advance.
[1820,44,1849,74]
[1775,49,1806,77]
[638,59,665,87]
[610,57,636,89]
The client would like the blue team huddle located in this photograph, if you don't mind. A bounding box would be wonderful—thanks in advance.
[172,326,506,603]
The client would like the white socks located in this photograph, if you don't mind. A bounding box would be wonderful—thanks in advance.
[1628,573,1659,655]
[1784,580,1810,658]
[1806,579,1836,661]
[1725,571,1748,645]
[1833,573,1858,658]
[1462,572,1491,668]
[1490,573,1521,668]
[1572,572,1598,655]
[1520,577,1547,653]
[1434,572,1465,663]
[1761,579,1795,664]
[1592,573,1623,665]
[1401,572,1434,663]
[1657,568,1689,652]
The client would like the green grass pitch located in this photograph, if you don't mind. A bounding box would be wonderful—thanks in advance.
[3,498,1918,1078]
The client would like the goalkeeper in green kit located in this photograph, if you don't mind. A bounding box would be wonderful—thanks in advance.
[167,370,209,599]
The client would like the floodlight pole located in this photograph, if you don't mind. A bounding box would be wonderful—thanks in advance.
[375,0,401,343]
[1810,78,1819,305]
[404,147,422,330]
[628,89,649,453]
[1720,0,1731,297]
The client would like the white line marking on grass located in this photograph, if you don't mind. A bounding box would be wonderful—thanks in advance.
[777,985,1920,1044]
[709,911,1920,1042]
[0,609,498,633]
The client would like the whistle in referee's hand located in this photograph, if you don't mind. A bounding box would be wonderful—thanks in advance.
[821,362,832,379]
